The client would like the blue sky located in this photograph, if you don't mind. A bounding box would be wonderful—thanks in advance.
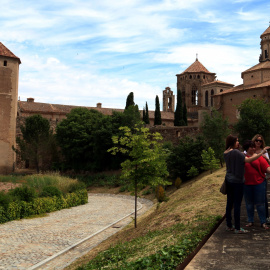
[1,0,270,110]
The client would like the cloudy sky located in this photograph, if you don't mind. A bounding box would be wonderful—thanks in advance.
[1,0,270,110]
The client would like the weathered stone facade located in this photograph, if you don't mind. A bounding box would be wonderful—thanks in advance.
[213,25,270,123]
[0,43,20,174]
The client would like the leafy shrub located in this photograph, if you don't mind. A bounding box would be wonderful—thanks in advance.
[175,177,182,189]
[40,186,62,198]
[8,186,37,202]
[0,190,88,224]
[67,182,86,193]
[156,185,165,202]
[0,192,12,209]
[187,166,199,178]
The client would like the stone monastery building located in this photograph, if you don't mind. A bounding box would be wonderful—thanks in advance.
[1,25,270,174]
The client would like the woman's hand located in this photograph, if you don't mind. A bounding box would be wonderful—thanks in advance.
[263,146,270,154]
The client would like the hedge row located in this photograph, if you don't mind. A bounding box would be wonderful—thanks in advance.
[0,189,88,224]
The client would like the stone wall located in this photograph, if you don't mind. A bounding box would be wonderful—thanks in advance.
[149,126,200,145]
[0,57,19,174]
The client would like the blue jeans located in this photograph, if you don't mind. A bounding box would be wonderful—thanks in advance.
[226,181,244,230]
[244,181,266,224]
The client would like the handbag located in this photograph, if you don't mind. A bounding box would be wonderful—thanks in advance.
[220,179,227,195]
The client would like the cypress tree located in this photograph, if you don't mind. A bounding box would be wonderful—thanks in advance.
[154,95,162,125]
[145,102,150,124]
[183,102,188,125]
[174,89,185,126]
[143,107,146,123]
[125,92,135,110]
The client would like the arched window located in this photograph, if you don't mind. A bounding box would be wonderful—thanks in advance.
[211,89,214,107]
[205,91,208,107]
[191,84,198,105]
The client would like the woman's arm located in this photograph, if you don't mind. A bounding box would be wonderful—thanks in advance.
[245,147,270,163]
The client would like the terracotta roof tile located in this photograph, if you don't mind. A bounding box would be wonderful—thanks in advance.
[203,80,234,87]
[242,61,270,74]
[180,59,213,74]
[18,101,175,120]
[261,26,270,38]
[0,42,21,63]
[214,80,270,96]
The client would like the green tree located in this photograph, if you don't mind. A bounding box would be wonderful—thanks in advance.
[109,125,170,228]
[143,107,146,123]
[234,98,270,144]
[56,108,114,171]
[125,92,135,110]
[201,109,230,166]
[167,135,207,181]
[201,147,220,174]
[145,102,150,124]
[183,102,188,125]
[154,95,162,125]
[174,89,186,126]
[13,114,56,173]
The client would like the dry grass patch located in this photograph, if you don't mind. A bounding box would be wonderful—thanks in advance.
[66,167,226,270]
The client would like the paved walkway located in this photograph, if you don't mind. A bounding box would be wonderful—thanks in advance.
[0,193,153,270]
[185,179,270,270]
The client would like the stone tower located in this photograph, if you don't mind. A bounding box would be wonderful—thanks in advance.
[259,25,270,62]
[163,87,175,112]
[0,42,21,174]
[176,57,216,113]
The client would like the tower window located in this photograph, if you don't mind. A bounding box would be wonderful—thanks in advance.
[205,91,208,107]
[191,84,198,105]
[211,89,214,107]
[265,50,268,59]
[4,60,7,66]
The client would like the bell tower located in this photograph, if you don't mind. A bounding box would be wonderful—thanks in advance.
[259,25,270,62]
[163,87,175,112]
[0,42,21,174]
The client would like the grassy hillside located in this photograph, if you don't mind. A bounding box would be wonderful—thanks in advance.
[66,167,227,269]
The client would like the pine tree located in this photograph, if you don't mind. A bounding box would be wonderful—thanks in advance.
[125,92,135,110]
[174,89,185,126]
[145,102,150,124]
[154,95,162,125]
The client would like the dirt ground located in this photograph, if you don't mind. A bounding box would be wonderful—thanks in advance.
[0,182,21,193]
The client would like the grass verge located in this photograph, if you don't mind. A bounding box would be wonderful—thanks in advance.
[66,167,226,269]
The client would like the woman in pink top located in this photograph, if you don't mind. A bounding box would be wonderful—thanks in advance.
[243,140,270,229]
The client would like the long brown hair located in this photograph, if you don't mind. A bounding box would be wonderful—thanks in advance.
[226,134,238,150]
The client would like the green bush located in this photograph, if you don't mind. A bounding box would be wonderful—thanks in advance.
[0,190,88,224]
[8,186,37,202]
[0,192,12,209]
[40,186,62,198]
[67,182,86,193]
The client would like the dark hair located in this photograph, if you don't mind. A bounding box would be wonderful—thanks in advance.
[225,134,238,149]
[243,140,255,152]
